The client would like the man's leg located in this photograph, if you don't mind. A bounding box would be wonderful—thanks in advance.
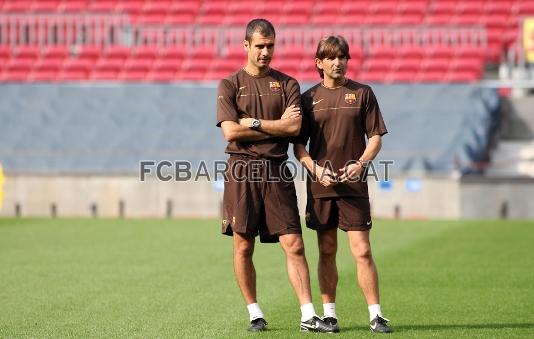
[278,233,312,306]
[347,230,379,305]
[234,231,268,331]
[317,228,340,330]
[233,232,257,304]
[278,233,336,333]
[317,228,338,304]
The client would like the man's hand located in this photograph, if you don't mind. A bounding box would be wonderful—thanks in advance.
[281,104,301,120]
[239,117,254,127]
[338,161,365,183]
[314,165,338,187]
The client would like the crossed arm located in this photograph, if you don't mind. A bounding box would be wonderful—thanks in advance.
[294,134,383,186]
[220,105,302,142]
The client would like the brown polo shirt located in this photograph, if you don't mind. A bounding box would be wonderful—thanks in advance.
[297,79,388,198]
[216,68,301,160]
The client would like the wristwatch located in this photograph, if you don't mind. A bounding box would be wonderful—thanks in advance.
[250,119,261,129]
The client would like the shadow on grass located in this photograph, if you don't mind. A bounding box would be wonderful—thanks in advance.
[343,323,534,332]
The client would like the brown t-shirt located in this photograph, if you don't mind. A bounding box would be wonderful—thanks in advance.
[216,68,301,160]
[297,79,388,198]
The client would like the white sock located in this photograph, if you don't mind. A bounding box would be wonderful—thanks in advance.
[247,303,264,321]
[323,303,337,319]
[300,303,317,322]
[368,304,382,321]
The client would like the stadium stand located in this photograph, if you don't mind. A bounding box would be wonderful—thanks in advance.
[0,0,532,83]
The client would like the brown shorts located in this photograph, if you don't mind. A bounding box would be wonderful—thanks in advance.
[306,197,372,232]
[221,155,302,243]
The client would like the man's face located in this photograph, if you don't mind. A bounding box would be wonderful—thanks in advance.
[316,53,348,80]
[244,32,275,70]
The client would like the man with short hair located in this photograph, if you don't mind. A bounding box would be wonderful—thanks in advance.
[294,35,393,333]
[216,19,336,333]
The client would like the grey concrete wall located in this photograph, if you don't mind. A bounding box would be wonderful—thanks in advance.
[1,174,222,218]
[0,174,308,219]
[1,174,532,220]
[368,175,462,219]
[460,176,534,219]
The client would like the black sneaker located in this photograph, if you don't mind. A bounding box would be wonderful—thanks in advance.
[323,317,340,333]
[370,315,392,333]
[300,316,337,333]
[248,318,268,332]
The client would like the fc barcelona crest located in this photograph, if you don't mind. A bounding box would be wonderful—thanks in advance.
[345,93,357,104]
[270,81,281,92]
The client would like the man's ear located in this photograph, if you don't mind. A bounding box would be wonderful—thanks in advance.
[315,58,323,70]
[243,40,249,51]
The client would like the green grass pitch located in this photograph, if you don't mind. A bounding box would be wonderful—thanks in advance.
[1,218,533,338]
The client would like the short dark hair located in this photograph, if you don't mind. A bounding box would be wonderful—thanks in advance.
[245,18,276,42]
[315,36,351,78]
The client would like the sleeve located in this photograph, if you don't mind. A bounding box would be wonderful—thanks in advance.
[216,79,239,127]
[291,91,312,145]
[284,77,302,108]
[362,86,388,138]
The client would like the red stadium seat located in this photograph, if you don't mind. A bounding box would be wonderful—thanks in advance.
[30,64,61,82]
[417,69,447,82]
[431,1,456,15]
[421,58,449,72]
[2,0,33,11]
[337,12,366,24]
[14,46,40,60]
[88,0,117,12]
[42,46,69,60]
[1,69,31,82]
[365,13,395,25]
[32,0,60,11]
[393,58,421,73]
[368,1,397,14]
[142,0,174,11]
[392,13,424,25]
[388,71,417,83]
[446,70,480,83]
[310,14,340,25]
[115,0,144,13]
[425,14,451,25]
[455,47,483,60]
[119,66,150,81]
[515,1,534,15]
[58,0,89,12]
[58,64,90,81]
[146,69,177,82]
[452,14,481,25]
[358,70,388,83]
[90,66,121,80]
[457,1,485,14]
[398,1,427,15]
[364,58,391,73]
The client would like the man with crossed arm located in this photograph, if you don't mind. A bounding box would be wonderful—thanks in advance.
[216,19,336,333]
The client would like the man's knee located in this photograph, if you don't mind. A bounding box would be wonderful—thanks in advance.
[318,229,337,260]
[318,241,337,260]
[281,235,305,257]
[352,244,372,262]
[234,236,255,258]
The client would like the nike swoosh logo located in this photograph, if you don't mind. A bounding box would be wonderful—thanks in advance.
[366,221,372,226]
[370,322,378,330]
[301,323,318,330]
[312,99,324,105]
[239,86,246,90]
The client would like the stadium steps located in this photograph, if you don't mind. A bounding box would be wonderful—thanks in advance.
[487,140,534,177]
[500,97,534,140]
